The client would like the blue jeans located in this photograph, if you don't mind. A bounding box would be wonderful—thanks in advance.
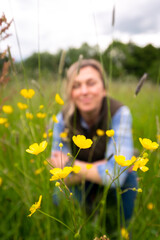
[53,171,137,222]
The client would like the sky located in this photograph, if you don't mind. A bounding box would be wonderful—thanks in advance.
[1,0,160,61]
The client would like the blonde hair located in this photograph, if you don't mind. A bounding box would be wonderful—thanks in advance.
[63,58,107,127]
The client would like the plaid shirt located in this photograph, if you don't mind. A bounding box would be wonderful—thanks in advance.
[52,105,135,188]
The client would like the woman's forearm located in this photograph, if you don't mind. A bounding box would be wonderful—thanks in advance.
[72,160,103,185]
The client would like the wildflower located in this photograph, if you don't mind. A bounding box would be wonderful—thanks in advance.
[52,114,59,123]
[55,182,60,187]
[2,105,13,114]
[43,131,53,138]
[4,122,9,128]
[36,112,46,118]
[72,135,93,149]
[26,141,48,155]
[72,165,81,173]
[43,132,47,138]
[86,164,93,170]
[142,152,148,158]
[137,188,142,193]
[96,129,105,136]
[48,131,53,137]
[50,167,72,181]
[106,129,114,137]
[147,202,154,210]
[67,152,72,157]
[43,160,48,165]
[55,93,64,105]
[59,143,63,148]
[28,195,42,217]
[17,102,28,110]
[26,112,34,119]
[157,134,160,142]
[34,167,44,175]
[139,137,159,150]
[0,177,2,186]
[20,89,35,99]
[132,157,149,172]
[105,169,109,174]
[0,117,8,124]
[60,132,68,138]
[115,155,136,167]
[121,228,129,240]
[39,105,44,109]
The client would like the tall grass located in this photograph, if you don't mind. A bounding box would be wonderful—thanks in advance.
[1,8,160,240]
[0,76,160,239]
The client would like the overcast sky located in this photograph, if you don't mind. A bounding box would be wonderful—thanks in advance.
[1,0,160,60]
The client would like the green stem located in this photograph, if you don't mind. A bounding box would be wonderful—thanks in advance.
[38,210,74,233]
[71,148,81,166]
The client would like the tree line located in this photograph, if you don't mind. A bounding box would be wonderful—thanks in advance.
[1,41,160,83]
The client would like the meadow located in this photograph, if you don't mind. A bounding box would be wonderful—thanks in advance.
[1,10,160,240]
[0,71,160,239]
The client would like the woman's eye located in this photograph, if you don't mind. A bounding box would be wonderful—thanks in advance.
[87,81,96,86]
[73,83,80,89]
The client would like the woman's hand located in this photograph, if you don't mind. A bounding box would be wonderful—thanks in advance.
[49,151,69,168]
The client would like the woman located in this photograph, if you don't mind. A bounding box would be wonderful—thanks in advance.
[50,59,137,224]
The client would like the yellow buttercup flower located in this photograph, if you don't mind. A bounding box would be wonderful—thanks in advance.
[132,157,149,172]
[59,143,63,148]
[34,167,44,175]
[121,228,129,240]
[115,155,136,167]
[52,114,59,123]
[2,105,13,114]
[72,165,81,173]
[106,129,114,137]
[72,135,93,149]
[48,131,53,137]
[55,93,64,105]
[17,102,28,110]
[36,112,46,118]
[0,117,8,125]
[4,122,9,128]
[43,132,47,138]
[28,195,42,217]
[96,129,105,136]
[147,202,154,210]
[86,164,93,170]
[137,188,142,193]
[43,131,53,138]
[43,160,48,165]
[26,141,48,155]
[55,182,60,187]
[20,89,35,99]
[26,112,34,119]
[50,167,73,181]
[60,132,68,138]
[139,137,159,150]
[157,134,160,142]
[0,177,2,186]
[39,105,44,109]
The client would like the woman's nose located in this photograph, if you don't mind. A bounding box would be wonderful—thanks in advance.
[80,84,88,94]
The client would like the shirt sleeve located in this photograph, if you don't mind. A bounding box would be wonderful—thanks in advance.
[51,112,70,154]
[97,106,134,188]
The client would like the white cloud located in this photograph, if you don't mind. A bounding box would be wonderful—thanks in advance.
[1,0,160,60]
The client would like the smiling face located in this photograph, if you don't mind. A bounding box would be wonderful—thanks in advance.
[71,66,106,116]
